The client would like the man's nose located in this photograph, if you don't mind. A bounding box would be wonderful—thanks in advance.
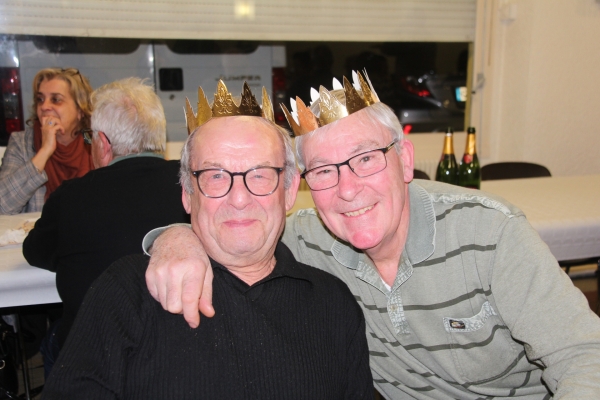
[336,165,362,201]
[227,176,253,209]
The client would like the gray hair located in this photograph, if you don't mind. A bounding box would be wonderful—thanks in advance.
[91,77,166,157]
[180,117,296,194]
[295,100,404,171]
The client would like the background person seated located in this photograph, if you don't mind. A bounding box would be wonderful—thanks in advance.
[0,68,94,367]
[0,67,94,215]
[22,77,189,376]
[42,82,373,399]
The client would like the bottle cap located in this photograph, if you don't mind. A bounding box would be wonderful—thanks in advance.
[467,126,476,133]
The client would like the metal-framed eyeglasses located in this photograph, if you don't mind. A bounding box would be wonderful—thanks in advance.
[82,129,111,145]
[301,140,399,191]
[192,166,284,198]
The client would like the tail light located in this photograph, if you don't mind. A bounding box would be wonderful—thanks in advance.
[1,68,24,141]
[272,67,286,127]
[400,76,431,98]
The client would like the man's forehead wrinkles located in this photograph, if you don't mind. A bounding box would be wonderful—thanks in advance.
[350,140,381,154]
[307,138,381,168]
[196,160,276,170]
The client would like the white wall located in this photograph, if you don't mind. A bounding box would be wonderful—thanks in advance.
[473,0,600,176]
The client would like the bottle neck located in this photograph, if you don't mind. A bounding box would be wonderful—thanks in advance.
[443,133,454,155]
[464,133,477,155]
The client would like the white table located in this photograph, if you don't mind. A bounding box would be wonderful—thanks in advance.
[480,175,600,263]
[289,175,600,263]
[0,212,60,308]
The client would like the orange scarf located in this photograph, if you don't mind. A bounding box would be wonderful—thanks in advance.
[33,121,94,200]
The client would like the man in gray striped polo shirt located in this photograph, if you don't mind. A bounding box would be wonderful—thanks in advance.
[144,74,600,399]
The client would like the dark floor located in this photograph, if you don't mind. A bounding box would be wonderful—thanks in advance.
[10,266,599,399]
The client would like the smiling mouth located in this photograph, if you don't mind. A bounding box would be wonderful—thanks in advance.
[224,219,256,227]
[343,205,373,217]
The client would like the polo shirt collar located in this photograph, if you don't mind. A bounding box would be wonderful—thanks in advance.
[330,181,436,270]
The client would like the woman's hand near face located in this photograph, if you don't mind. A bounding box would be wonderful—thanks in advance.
[31,116,61,173]
[32,78,83,174]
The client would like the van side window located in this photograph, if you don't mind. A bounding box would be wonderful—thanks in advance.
[159,68,184,92]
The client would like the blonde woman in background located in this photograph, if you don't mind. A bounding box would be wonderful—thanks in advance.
[0,67,94,214]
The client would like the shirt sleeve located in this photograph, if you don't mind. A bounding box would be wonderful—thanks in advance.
[491,215,600,398]
[22,187,62,271]
[141,223,191,255]
[0,131,47,214]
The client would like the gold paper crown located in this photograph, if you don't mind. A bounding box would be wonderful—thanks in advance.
[281,70,380,137]
[184,80,274,135]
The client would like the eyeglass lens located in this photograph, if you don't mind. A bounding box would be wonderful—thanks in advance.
[303,141,397,191]
[196,167,281,198]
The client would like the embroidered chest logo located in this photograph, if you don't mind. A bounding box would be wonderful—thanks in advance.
[449,319,466,330]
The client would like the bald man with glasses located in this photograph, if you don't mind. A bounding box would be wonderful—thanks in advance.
[42,82,373,399]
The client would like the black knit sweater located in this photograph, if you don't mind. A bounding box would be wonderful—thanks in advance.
[43,243,374,399]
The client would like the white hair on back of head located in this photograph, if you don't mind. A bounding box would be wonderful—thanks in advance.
[179,117,296,194]
[91,77,166,157]
[295,101,404,171]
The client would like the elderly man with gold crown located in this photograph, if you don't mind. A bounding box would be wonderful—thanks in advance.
[41,81,374,399]
[144,71,600,399]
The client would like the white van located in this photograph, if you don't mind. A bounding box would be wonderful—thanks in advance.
[0,36,286,144]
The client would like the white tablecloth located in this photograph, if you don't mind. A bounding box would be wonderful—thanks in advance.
[290,175,600,263]
[0,212,60,308]
[480,175,600,262]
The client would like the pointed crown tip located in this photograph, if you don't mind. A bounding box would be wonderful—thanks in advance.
[284,69,380,137]
[185,80,275,134]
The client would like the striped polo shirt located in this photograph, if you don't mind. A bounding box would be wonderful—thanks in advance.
[281,180,600,399]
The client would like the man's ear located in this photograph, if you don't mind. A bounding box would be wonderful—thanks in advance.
[93,132,114,167]
[400,139,415,183]
[182,188,192,214]
[284,170,300,212]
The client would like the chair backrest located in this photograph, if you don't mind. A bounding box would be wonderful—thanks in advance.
[413,169,430,180]
[481,162,551,181]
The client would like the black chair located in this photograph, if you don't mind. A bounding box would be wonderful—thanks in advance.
[481,162,551,181]
[596,258,600,314]
[413,169,430,180]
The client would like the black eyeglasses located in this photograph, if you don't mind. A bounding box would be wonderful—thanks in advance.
[301,140,398,191]
[192,167,284,198]
[82,129,111,146]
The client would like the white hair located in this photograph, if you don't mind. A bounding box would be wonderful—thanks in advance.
[295,101,404,171]
[91,77,166,157]
[180,117,296,194]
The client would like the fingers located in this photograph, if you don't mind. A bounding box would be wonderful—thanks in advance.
[181,273,203,328]
[39,117,60,149]
[180,252,214,328]
[199,267,215,318]
[145,259,171,309]
[144,225,214,328]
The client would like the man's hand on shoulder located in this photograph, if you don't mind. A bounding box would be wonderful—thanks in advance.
[145,225,215,328]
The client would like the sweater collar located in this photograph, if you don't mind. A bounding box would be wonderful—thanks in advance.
[210,241,313,288]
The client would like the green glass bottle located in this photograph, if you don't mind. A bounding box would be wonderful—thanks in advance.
[435,127,458,185]
[457,127,481,189]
